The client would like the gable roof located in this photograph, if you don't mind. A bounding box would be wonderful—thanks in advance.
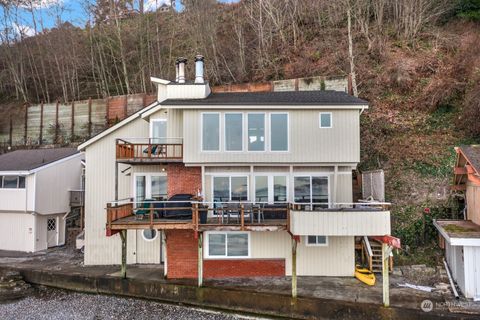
[0,148,78,172]
[161,90,368,106]
[458,145,480,174]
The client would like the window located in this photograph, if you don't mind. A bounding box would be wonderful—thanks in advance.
[47,218,56,231]
[0,176,26,189]
[150,119,167,143]
[202,113,220,151]
[306,235,328,246]
[270,113,288,151]
[294,176,329,208]
[247,113,265,151]
[213,176,248,202]
[205,232,250,258]
[255,175,288,204]
[319,112,332,128]
[135,174,167,203]
[142,229,158,241]
[225,113,243,151]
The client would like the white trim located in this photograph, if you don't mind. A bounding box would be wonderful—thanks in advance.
[253,173,289,204]
[224,112,244,152]
[78,101,160,150]
[269,112,289,152]
[434,220,480,246]
[30,152,84,173]
[142,229,159,242]
[201,112,221,152]
[150,77,171,85]
[305,235,329,247]
[247,112,266,152]
[0,171,30,175]
[204,231,251,259]
[149,118,167,139]
[319,112,333,128]
[292,174,331,208]
[161,104,369,110]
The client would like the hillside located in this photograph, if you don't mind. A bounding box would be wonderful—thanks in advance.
[1,0,480,264]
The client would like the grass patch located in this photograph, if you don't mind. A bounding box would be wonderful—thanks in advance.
[443,224,477,233]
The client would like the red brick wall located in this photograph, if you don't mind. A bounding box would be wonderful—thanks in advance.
[165,229,198,279]
[167,164,202,198]
[203,259,285,278]
[165,229,286,279]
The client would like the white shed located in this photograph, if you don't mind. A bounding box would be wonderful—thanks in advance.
[0,148,84,252]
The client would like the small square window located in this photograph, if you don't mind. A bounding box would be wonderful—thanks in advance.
[306,235,328,246]
[319,113,332,128]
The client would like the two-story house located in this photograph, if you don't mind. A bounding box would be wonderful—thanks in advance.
[0,148,84,252]
[78,56,391,284]
[435,145,480,299]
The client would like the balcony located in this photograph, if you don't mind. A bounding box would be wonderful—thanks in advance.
[116,138,183,164]
[105,200,290,236]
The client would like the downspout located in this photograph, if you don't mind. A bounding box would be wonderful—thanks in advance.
[360,106,366,115]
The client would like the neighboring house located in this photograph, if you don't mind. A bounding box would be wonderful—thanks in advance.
[78,56,391,280]
[0,148,84,252]
[435,145,480,299]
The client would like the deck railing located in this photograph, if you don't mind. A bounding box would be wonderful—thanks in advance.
[116,138,183,161]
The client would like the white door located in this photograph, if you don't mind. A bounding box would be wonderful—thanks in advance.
[47,217,58,247]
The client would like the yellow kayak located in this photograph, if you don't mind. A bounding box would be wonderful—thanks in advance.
[355,265,376,286]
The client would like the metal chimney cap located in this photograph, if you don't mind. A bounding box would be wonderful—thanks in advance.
[177,57,187,63]
[195,55,204,62]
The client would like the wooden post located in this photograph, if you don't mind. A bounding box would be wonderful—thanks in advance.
[382,242,389,307]
[87,97,92,137]
[39,101,44,144]
[71,101,75,141]
[292,237,298,299]
[120,230,127,279]
[24,103,28,145]
[115,160,119,201]
[240,204,245,230]
[198,233,203,287]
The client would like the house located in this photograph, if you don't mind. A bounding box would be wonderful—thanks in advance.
[0,148,84,252]
[435,145,480,299]
[78,56,391,284]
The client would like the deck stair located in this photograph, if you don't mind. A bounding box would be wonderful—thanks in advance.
[361,236,393,273]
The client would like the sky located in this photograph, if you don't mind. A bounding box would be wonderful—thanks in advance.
[0,0,240,38]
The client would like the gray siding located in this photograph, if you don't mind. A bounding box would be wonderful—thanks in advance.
[183,109,360,164]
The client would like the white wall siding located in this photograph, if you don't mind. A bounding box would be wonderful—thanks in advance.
[183,109,360,164]
[463,246,480,299]
[291,211,390,236]
[0,189,27,211]
[445,242,466,296]
[34,154,83,215]
[0,212,35,252]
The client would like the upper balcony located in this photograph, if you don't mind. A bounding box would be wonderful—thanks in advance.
[116,138,183,164]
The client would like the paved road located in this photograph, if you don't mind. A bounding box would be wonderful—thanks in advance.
[0,287,265,320]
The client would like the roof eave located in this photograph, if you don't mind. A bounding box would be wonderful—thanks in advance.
[159,104,369,109]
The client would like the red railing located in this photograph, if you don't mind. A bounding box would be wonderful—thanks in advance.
[116,138,183,161]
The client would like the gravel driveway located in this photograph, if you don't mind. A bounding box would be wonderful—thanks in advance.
[0,287,265,320]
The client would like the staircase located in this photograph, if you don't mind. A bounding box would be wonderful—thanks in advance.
[361,237,393,273]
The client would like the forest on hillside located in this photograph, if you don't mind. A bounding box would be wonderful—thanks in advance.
[1,0,480,263]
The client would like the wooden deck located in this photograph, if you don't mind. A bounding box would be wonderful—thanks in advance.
[116,138,183,164]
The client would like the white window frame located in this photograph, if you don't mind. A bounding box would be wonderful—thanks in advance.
[253,174,289,204]
[293,174,330,208]
[247,112,266,152]
[211,174,250,203]
[201,112,221,152]
[149,118,167,139]
[133,172,168,201]
[142,229,159,242]
[269,112,289,152]
[0,175,26,189]
[319,112,332,128]
[224,112,244,152]
[305,235,329,247]
[204,231,251,259]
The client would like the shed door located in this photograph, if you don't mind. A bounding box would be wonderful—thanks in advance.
[47,217,58,247]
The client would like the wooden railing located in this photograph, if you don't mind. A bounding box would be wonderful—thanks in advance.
[107,201,134,231]
[116,138,183,161]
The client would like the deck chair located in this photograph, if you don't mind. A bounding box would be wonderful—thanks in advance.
[134,199,154,220]
[143,145,158,156]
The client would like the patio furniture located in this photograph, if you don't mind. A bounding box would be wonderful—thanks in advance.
[134,199,153,220]
[253,203,265,223]
[226,202,241,224]
[243,202,254,223]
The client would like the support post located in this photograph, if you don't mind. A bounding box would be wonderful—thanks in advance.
[382,242,389,307]
[292,237,298,298]
[120,230,127,279]
[198,233,203,287]
[115,160,119,201]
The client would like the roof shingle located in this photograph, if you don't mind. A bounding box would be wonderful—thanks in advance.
[0,148,78,171]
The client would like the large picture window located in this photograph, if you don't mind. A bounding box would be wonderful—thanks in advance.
[270,113,288,151]
[247,113,265,151]
[202,113,220,151]
[213,176,248,202]
[225,113,243,151]
[0,176,26,189]
[294,176,328,208]
[205,232,250,258]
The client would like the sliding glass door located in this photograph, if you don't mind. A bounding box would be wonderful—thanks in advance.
[254,175,288,204]
[294,176,329,208]
[212,176,248,202]
[135,174,167,204]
